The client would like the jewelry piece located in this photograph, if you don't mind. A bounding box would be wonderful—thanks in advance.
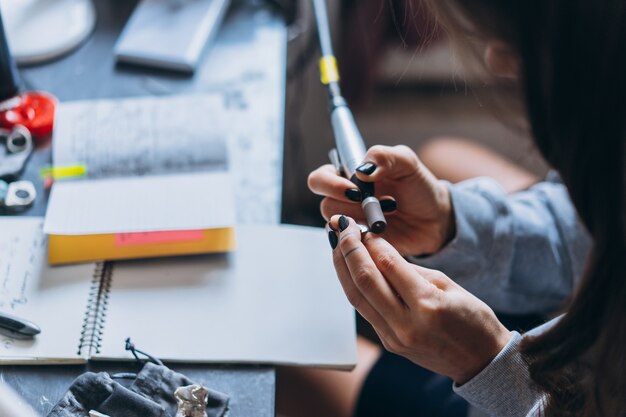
[175,384,209,417]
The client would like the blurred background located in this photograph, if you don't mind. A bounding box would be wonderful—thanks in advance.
[281,0,549,226]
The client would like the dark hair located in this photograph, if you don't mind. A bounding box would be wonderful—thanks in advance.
[425,1,626,416]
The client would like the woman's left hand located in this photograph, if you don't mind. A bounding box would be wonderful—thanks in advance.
[329,215,512,385]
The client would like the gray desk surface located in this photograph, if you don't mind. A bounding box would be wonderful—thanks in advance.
[1,0,287,415]
[17,0,286,224]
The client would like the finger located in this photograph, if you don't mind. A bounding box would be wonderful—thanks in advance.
[320,198,365,221]
[378,196,398,213]
[412,264,456,291]
[354,145,423,183]
[332,215,404,318]
[308,164,363,202]
[321,197,397,221]
[331,240,397,340]
[363,234,439,309]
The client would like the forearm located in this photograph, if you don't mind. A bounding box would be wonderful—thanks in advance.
[410,175,592,314]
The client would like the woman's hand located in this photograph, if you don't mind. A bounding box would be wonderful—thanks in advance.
[328,215,512,384]
[308,145,454,256]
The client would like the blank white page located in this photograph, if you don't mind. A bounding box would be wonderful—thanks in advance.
[44,172,236,235]
[96,225,357,369]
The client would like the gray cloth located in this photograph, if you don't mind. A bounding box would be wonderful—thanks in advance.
[454,332,543,417]
[47,363,229,417]
[454,319,561,417]
[413,174,592,314]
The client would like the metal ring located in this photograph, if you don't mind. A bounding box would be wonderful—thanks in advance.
[6,125,33,154]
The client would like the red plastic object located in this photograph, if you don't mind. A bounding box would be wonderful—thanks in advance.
[0,91,57,140]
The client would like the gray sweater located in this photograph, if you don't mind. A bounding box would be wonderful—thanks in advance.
[413,174,592,416]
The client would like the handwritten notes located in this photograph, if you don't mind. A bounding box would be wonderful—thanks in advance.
[0,218,46,314]
[52,95,229,180]
[0,217,96,362]
[0,218,45,353]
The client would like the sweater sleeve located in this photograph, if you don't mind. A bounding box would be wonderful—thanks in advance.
[453,332,544,417]
[409,174,592,314]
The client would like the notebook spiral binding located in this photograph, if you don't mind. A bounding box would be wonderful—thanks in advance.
[77,261,114,356]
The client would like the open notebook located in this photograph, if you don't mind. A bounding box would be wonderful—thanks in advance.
[0,218,356,369]
[44,94,236,265]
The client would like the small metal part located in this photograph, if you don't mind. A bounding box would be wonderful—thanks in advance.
[328,148,343,176]
[175,384,209,417]
[88,411,111,417]
[0,125,33,181]
[362,196,386,234]
[2,181,36,211]
[6,125,31,154]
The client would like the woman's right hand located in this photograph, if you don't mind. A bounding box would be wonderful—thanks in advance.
[308,145,455,256]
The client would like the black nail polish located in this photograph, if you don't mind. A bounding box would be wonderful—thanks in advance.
[344,188,362,202]
[339,215,349,232]
[380,199,397,212]
[356,162,376,175]
[328,230,338,249]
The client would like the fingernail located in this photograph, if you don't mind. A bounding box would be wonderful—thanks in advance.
[356,162,376,175]
[344,188,362,202]
[380,199,397,212]
[328,230,338,249]
[339,215,349,232]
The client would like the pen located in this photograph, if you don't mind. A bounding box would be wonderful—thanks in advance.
[0,311,41,339]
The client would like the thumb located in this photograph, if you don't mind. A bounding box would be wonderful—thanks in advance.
[355,145,423,182]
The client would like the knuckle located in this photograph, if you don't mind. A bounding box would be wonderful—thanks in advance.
[320,198,337,219]
[418,299,446,328]
[352,267,374,291]
[431,269,447,280]
[396,327,422,348]
[375,252,397,273]
[338,230,359,249]
[307,165,337,191]
[306,170,321,191]
[395,145,420,166]
[319,199,330,219]
[395,144,414,155]
[367,144,387,157]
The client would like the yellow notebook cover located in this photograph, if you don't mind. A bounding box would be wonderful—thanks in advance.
[48,228,236,265]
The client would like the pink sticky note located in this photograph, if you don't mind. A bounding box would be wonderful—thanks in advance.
[115,230,205,246]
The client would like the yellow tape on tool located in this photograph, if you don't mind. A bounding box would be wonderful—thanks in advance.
[319,55,340,85]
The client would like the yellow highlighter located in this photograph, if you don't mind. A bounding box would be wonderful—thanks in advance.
[40,164,87,180]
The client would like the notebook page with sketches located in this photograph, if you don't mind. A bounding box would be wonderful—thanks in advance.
[0,218,94,363]
[43,95,236,263]
[94,225,357,369]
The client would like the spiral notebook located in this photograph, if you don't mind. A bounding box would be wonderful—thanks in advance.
[0,218,356,368]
